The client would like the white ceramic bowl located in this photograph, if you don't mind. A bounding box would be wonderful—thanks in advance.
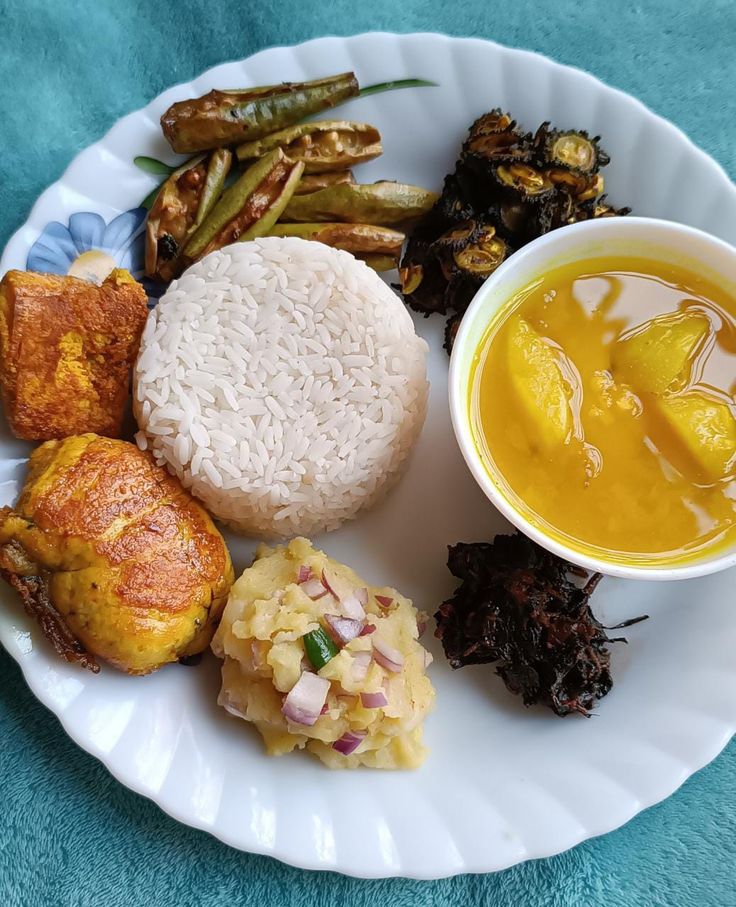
[449,216,736,581]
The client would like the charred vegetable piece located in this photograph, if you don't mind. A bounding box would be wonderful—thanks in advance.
[268,222,404,269]
[282,181,439,227]
[536,126,610,174]
[463,110,533,163]
[432,220,508,281]
[399,107,630,353]
[294,170,356,195]
[443,312,462,354]
[183,149,304,262]
[495,163,555,199]
[237,120,382,172]
[161,72,360,153]
[435,533,647,716]
[145,149,232,281]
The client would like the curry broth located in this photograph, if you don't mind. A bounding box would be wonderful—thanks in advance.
[471,256,736,564]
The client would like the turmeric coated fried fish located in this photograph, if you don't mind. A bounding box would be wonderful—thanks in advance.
[0,269,148,440]
[0,434,234,674]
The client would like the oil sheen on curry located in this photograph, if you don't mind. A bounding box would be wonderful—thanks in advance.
[471,256,736,565]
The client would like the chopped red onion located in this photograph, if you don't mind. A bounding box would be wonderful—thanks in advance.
[355,587,368,606]
[360,690,388,709]
[351,650,372,682]
[322,568,366,619]
[325,614,364,645]
[300,577,328,600]
[341,594,366,620]
[375,595,394,609]
[372,637,405,673]
[282,671,330,726]
[320,702,329,715]
[297,565,313,583]
[332,729,367,756]
[359,623,376,637]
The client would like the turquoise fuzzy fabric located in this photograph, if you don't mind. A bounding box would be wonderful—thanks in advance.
[1,1,735,904]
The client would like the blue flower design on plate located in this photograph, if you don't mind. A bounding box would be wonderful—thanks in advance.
[26,207,164,304]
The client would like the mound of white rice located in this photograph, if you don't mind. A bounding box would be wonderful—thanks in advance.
[133,237,429,538]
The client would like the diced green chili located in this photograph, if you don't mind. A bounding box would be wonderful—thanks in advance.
[303,627,339,670]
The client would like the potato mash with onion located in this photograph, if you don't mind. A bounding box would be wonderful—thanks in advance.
[211,537,435,768]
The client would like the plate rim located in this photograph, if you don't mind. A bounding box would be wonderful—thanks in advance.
[2,31,736,880]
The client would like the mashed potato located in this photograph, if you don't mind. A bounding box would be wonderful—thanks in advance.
[211,537,435,768]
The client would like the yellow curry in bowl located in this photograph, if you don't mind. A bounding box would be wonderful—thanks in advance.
[470,256,736,566]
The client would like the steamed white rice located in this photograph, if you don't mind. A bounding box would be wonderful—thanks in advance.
[133,237,429,537]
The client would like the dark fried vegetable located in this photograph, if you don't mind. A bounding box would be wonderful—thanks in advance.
[268,222,404,269]
[435,533,647,716]
[294,170,356,195]
[281,181,439,226]
[183,149,304,262]
[443,312,462,354]
[399,108,630,351]
[536,125,610,174]
[145,149,232,281]
[463,110,532,163]
[494,163,555,199]
[161,72,360,153]
[237,120,382,172]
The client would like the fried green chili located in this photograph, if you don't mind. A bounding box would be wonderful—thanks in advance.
[281,181,439,226]
[183,148,304,262]
[236,120,382,172]
[161,72,360,153]
[145,148,232,281]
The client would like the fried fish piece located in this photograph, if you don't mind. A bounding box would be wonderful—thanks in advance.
[0,269,148,440]
[0,434,234,674]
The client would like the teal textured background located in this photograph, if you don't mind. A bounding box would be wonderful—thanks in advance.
[1,1,735,904]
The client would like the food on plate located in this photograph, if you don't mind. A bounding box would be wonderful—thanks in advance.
[211,537,435,768]
[650,392,736,482]
[294,169,356,195]
[435,533,646,716]
[611,311,710,394]
[400,109,630,350]
[0,434,234,674]
[471,256,736,563]
[145,149,232,281]
[134,237,428,538]
[0,269,148,440]
[145,73,437,286]
[161,72,360,153]
[178,149,304,268]
[281,180,439,226]
[267,222,405,270]
[236,120,382,172]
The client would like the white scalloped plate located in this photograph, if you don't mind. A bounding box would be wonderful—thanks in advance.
[2,33,736,880]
